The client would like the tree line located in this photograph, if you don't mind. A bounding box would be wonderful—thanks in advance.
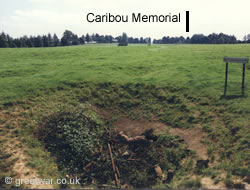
[0,30,150,48]
[0,30,249,48]
[153,33,239,44]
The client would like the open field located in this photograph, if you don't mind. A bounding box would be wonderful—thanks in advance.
[1,44,250,105]
[0,44,250,188]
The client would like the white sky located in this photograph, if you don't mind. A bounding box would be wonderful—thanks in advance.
[0,0,250,40]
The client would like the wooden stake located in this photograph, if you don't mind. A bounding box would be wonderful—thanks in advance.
[224,62,229,96]
[242,63,246,96]
[83,161,94,171]
[108,143,120,187]
[116,166,120,179]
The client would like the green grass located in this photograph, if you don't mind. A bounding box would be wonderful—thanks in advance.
[1,44,250,106]
[0,44,249,188]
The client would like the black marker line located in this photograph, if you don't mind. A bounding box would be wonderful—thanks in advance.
[186,11,189,32]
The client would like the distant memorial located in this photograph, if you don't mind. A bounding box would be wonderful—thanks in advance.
[147,37,151,46]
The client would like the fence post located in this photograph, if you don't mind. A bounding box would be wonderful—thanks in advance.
[224,62,229,96]
[242,63,246,96]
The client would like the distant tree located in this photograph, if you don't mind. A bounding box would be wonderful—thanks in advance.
[191,34,208,44]
[85,33,90,43]
[52,34,60,46]
[26,36,34,47]
[134,38,139,43]
[179,36,185,43]
[61,37,68,46]
[13,38,21,47]
[0,32,9,47]
[72,34,80,45]
[47,33,52,47]
[246,34,250,42]
[90,33,95,42]
[105,35,113,43]
[61,30,75,46]
[118,32,128,46]
[33,36,43,47]
[79,35,85,44]
[139,37,144,43]
[7,34,16,47]
[22,35,31,47]
[162,36,168,44]
[243,35,247,42]
[186,37,191,43]
[42,35,49,47]
[128,37,133,43]
[230,35,237,44]
[19,36,27,47]
[96,35,106,43]
[243,34,250,43]
[92,33,97,42]
[208,33,218,44]
[207,33,236,44]
[29,36,36,47]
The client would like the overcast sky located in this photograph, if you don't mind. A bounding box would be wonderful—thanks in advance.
[1,0,250,40]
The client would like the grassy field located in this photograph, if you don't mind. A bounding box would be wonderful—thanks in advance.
[1,44,250,105]
[0,44,249,189]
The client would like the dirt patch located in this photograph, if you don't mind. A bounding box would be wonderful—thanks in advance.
[94,108,114,121]
[5,140,53,189]
[201,177,225,189]
[114,117,209,160]
[194,111,200,118]
[0,109,54,189]
[169,127,208,159]
[114,117,169,136]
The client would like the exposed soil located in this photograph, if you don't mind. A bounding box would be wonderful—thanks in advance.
[201,177,225,189]
[0,109,54,189]
[114,117,169,136]
[114,117,208,160]
[194,111,200,118]
[113,117,223,188]
[169,127,208,160]
[5,139,53,189]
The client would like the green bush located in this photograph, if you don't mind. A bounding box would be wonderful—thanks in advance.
[39,104,105,174]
